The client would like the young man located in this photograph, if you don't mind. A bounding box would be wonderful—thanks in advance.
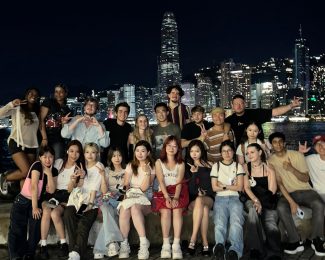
[268,132,325,256]
[61,97,109,148]
[204,107,234,163]
[181,105,213,148]
[166,85,190,130]
[225,94,301,146]
[152,102,181,159]
[103,102,133,163]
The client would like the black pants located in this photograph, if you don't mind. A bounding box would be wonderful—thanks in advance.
[8,194,41,259]
[64,205,98,259]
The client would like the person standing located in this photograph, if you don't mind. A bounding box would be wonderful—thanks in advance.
[225,94,301,146]
[103,102,133,163]
[61,97,109,149]
[166,85,190,130]
[0,88,40,195]
[40,83,71,159]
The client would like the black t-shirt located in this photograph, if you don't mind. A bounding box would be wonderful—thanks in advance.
[41,98,71,140]
[181,121,213,141]
[28,161,59,201]
[103,119,133,163]
[225,109,272,145]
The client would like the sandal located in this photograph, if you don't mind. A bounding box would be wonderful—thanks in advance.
[187,241,196,256]
[202,245,210,257]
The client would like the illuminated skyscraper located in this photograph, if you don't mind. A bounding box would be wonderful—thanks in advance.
[293,26,310,113]
[156,12,182,102]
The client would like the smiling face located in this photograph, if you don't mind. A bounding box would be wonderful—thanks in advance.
[246,146,262,163]
[314,141,325,158]
[271,137,286,153]
[26,89,39,104]
[155,106,168,123]
[54,86,67,103]
[212,112,225,126]
[84,146,98,163]
[168,88,181,103]
[67,144,80,163]
[111,150,123,166]
[192,111,204,124]
[166,140,178,156]
[116,106,129,123]
[84,101,97,116]
[221,145,234,163]
[135,145,149,162]
[39,152,54,168]
[136,115,148,130]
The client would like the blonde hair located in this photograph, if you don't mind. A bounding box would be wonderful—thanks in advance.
[84,142,100,162]
[133,114,152,146]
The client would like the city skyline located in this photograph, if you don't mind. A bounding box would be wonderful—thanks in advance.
[1,0,325,102]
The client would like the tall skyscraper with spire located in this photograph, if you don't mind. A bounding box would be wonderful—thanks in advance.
[293,25,310,113]
[155,12,182,102]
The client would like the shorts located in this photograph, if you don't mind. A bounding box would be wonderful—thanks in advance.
[8,139,37,155]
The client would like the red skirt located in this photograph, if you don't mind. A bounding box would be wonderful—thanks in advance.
[152,183,189,212]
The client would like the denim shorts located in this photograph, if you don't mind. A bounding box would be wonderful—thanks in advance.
[8,139,37,155]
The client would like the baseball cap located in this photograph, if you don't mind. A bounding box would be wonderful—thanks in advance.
[211,107,225,115]
[312,135,325,145]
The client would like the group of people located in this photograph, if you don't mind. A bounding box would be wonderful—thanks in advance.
[0,83,325,260]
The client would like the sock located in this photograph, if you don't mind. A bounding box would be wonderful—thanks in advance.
[40,240,47,246]
[163,237,170,245]
[173,238,180,245]
[139,236,147,244]
[60,239,67,244]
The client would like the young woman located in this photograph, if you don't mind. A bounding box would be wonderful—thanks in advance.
[39,140,85,259]
[118,140,155,260]
[154,135,186,260]
[40,83,71,159]
[211,140,245,260]
[0,87,40,195]
[243,143,281,259]
[64,143,103,260]
[93,146,126,259]
[186,140,213,256]
[236,122,270,165]
[8,146,57,260]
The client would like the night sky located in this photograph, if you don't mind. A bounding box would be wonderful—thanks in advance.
[0,0,324,102]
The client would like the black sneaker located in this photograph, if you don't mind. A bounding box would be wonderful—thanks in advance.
[213,243,225,260]
[0,173,8,195]
[311,237,325,256]
[39,245,49,259]
[284,240,304,254]
[58,243,69,258]
[226,250,238,260]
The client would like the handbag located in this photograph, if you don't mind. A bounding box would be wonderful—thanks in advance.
[152,181,189,212]
[21,162,44,199]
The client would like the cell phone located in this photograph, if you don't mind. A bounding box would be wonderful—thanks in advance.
[296,207,304,219]
[76,204,87,216]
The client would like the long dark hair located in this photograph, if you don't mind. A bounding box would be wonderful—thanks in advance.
[247,143,267,163]
[131,140,154,176]
[160,135,183,164]
[54,83,68,105]
[239,121,263,144]
[59,140,86,174]
[107,146,126,171]
[20,87,40,124]
[186,139,209,167]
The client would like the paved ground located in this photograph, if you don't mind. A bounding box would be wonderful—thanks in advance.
[0,244,324,260]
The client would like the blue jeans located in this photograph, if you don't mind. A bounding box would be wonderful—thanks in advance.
[8,194,41,259]
[213,195,244,257]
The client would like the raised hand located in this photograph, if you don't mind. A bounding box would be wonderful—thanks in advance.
[96,165,105,176]
[291,96,301,109]
[187,163,198,173]
[12,99,27,107]
[298,141,311,154]
[61,112,72,124]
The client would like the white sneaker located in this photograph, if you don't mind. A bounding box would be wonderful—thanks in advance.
[68,251,80,260]
[138,239,150,260]
[172,244,183,259]
[108,242,120,257]
[119,241,131,258]
[161,243,172,258]
[94,253,104,259]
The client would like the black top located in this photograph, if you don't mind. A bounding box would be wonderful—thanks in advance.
[181,121,213,141]
[41,98,71,140]
[28,161,59,201]
[103,118,133,163]
[225,109,272,146]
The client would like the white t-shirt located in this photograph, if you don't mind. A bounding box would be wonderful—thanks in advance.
[210,161,245,196]
[83,162,103,194]
[54,159,76,190]
[306,154,325,196]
